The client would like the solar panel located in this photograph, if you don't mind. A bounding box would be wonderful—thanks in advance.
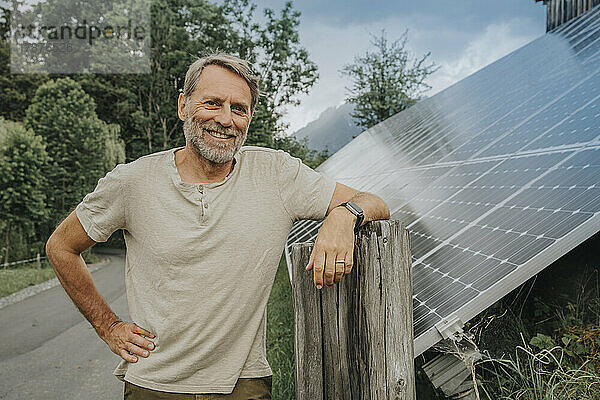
[285,5,600,357]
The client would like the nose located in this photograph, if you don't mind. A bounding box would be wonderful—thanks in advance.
[213,105,233,128]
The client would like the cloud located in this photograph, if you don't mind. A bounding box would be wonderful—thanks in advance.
[283,16,544,134]
[428,18,543,96]
[282,15,441,133]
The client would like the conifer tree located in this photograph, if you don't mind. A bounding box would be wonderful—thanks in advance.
[0,119,49,264]
[24,77,124,222]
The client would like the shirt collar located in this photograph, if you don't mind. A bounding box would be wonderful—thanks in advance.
[168,146,240,190]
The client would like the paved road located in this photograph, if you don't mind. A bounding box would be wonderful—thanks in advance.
[0,251,130,399]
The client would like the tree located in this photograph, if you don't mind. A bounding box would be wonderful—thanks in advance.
[24,77,125,224]
[0,5,48,121]
[77,0,318,159]
[341,30,438,130]
[0,118,49,265]
[273,135,329,169]
[117,0,319,156]
[1,0,323,165]
[224,0,319,147]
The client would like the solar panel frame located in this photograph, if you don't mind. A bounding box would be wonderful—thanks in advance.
[411,145,600,354]
[415,211,599,355]
[284,6,600,357]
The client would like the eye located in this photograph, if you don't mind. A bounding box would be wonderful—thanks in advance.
[205,100,219,107]
[232,105,247,115]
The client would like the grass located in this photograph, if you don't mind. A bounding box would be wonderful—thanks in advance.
[0,260,57,297]
[0,248,101,298]
[266,255,296,399]
[472,261,600,399]
[5,245,594,399]
[415,234,600,400]
[478,338,600,400]
[264,256,600,400]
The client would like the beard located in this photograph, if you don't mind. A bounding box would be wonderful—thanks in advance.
[182,110,247,164]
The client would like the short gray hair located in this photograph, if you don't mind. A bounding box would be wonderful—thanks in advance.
[183,52,260,115]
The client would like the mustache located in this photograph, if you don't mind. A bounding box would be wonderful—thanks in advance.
[189,116,241,137]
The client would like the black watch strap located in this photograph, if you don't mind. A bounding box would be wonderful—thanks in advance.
[339,201,364,234]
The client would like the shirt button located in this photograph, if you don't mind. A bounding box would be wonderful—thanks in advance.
[204,203,209,208]
[197,185,203,193]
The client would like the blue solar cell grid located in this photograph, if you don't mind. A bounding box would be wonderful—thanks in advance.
[285,6,600,355]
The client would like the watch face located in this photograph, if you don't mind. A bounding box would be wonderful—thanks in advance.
[342,203,358,216]
[346,202,364,216]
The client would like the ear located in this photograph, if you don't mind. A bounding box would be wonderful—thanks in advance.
[177,93,187,122]
[246,105,254,127]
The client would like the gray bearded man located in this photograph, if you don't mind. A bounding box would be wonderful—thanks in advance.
[46,52,389,399]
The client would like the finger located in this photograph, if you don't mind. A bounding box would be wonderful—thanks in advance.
[313,250,325,289]
[345,250,354,275]
[334,255,345,284]
[131,332,155,351]
[324,251,335,286]
[305,248,315,271]
[126,342,150,358]
[120,348,138,363]
[132,324,156,339]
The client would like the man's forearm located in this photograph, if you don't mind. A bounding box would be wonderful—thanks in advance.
[309,190,390,288]
[347,191,390,224]
[46,245,120,339]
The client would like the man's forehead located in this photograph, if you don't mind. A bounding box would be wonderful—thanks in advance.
[194,65,251,103]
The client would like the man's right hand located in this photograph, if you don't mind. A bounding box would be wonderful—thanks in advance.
[101,321,156,363]
[46,211,157,364]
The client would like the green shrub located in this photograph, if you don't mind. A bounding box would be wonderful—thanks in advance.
[479,336,600,399]
[473,262,600,399]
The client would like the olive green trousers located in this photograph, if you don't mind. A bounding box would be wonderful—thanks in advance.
[123,376,272,400]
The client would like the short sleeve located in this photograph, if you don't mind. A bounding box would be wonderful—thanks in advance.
[277,150,336,221]
[75,164,127,242]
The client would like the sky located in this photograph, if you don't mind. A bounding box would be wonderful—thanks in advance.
[6,0,548,132]
[250,0,548,134]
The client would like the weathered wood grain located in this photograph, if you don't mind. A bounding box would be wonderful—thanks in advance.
[382,225,415,399]
[291,243,324,400]
[292,220,414,400]
[543,0,599,31]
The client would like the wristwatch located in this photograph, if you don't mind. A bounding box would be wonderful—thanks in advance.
[338,202,364,234]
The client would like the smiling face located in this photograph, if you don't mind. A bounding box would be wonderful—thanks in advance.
[178,65,253,164]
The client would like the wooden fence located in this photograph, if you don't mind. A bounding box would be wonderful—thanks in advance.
[290,220,415,400]
[1,253,45,269]
[540,0,600,31]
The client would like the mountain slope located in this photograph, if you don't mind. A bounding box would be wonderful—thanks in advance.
[293,103,362,154]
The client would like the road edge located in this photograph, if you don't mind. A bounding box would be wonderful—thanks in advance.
[0,257,112,310]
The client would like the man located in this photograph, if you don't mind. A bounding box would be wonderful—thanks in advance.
[46,52,389,399]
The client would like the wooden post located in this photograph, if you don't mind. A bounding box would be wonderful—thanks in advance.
[291,220,415,400]
[35,253,41,283]
[548,0,553,31]
[543,0,599,31]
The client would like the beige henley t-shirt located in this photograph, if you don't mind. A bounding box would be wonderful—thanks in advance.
[75,145,336,394]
